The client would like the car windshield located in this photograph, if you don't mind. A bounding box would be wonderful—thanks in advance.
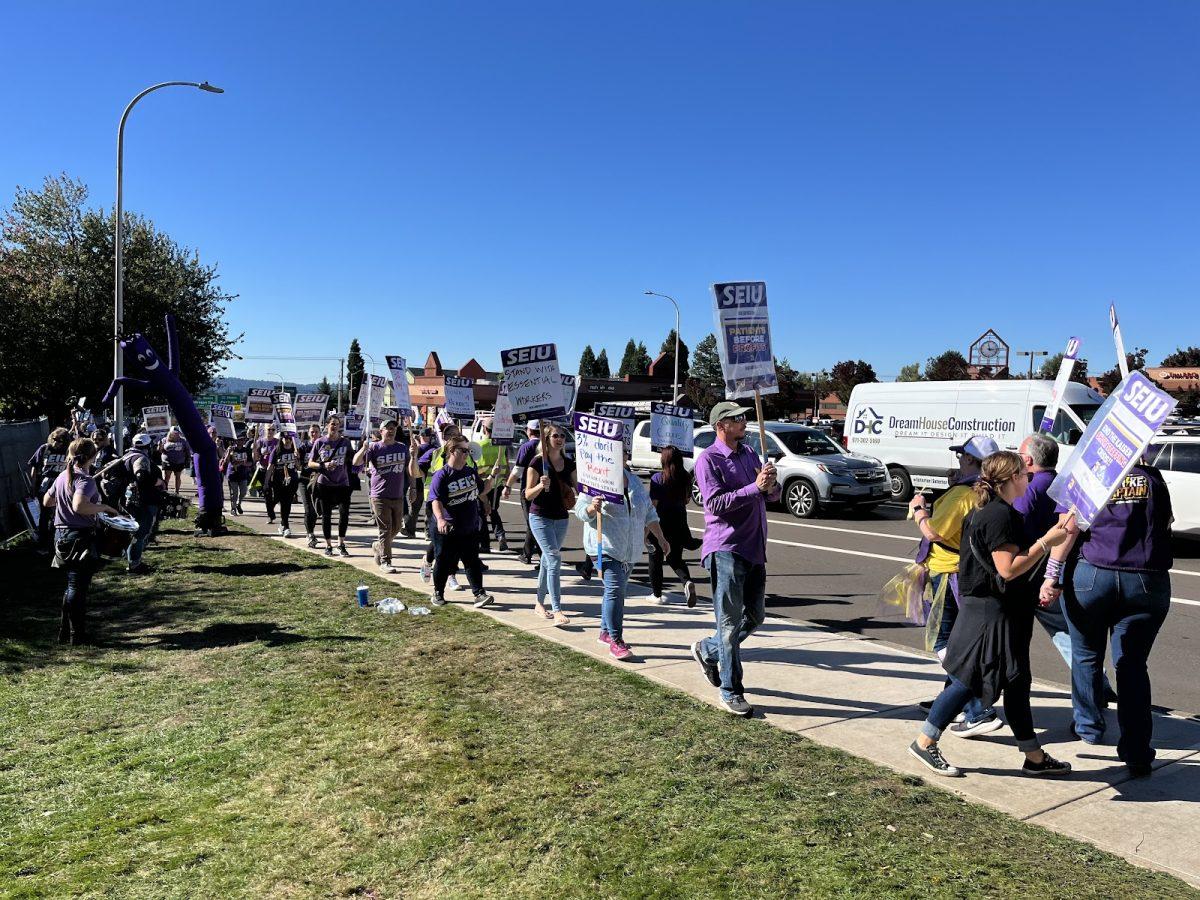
[773,428,842,456]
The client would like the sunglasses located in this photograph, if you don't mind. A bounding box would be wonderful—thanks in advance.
[722,414,747,423]
[550,434,566,441]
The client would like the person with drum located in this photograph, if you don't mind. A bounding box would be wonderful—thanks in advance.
[29,427,71,554]
[42,437,121,644]
[159,426,191,494]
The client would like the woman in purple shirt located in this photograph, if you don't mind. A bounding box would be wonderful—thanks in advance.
[307,416,354,557]
[159,426,190,494]
[42,437,120,645]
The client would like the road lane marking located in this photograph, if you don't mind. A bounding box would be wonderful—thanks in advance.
[687,507,916,542]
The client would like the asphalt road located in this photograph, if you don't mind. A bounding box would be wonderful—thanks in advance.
[344,487,1200,716]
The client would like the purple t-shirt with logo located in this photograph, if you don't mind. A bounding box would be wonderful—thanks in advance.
[1064,465,1173,572]
[366,441,409,500]
[268,445,299,474]
[1013,469,1058,544]
[30,444,68,482]
[160,438,190,468]
[254,437,278,462]
[311,436,352,487]
[429,464,482,533]
[51,468,100,530]
[226,445,253,480]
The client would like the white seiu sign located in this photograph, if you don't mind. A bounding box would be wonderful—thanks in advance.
[650,402,696,456]
[573,413,626,504]
[294,394,328,426]
[712,280,779,399]
[444,375,476,420]
[1039,337,1082,433]
[142,404,172,438]
[385,355,413,419]
[594,403,636,454]
[500,343,565,420]
[492,383,515,447]
[1109,303,1130,380]
[211,404,237,439]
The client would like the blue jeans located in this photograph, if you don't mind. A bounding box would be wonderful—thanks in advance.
[1034,598,1115,696]
[127,504,158,568]
[930,572,994,724]
[699,551,766,701]
[1064,560,1171,765]
[529,514,568,612]
[922,675,1040,752]
[600,559,632,642]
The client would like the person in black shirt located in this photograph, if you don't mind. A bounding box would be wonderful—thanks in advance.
[908,451,1073,778]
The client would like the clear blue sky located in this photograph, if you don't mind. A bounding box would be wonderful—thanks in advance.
[5,2,1198,385]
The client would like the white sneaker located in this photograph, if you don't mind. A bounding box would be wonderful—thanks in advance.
[379,563,398,575]
[282,527,292,538]
[420,563,431,583]
[277,526,286,536]
[448,575,465,591]
[647,593,669,605]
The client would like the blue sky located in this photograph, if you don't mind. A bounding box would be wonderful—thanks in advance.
[5,2,1198,385]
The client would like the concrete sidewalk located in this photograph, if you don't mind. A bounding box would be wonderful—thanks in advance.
[231,500,1200,887]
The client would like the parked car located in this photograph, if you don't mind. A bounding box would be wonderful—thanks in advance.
[689,422,890,518]
[1148,434,1200,537]
[629,416,704,473]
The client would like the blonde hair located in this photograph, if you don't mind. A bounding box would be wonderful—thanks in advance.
[65,437,97,493]
[972,451,1024,509]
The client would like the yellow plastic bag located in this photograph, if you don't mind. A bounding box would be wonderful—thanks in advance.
[878,563,929,626]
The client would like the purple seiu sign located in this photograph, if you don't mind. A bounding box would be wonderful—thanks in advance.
[573,412,626,504]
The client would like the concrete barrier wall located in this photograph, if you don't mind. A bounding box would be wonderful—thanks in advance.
[0,417,49,538]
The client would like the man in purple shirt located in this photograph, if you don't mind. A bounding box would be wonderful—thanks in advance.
[689,401,780,716]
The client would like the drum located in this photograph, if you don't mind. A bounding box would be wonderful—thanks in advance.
[96,512,139,558]
[160,492,192,520]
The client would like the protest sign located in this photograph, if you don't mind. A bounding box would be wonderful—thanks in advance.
[294,393,328,426]
[245,388,275,423]
[385,355,413,419]
[272,391,298,435]
[573,413,626,504]
[1109,303,1130,380]
[712,281,779,400]
[444,375,476,420]
[493,384,515,446]
[211,404,237,439]
[1048,371,1176,529]
[594,403,636,454]
[1039,337,1083,433]
[343,410,365,439]
[547,374,578,424]
[142,405,171,438]
[650,402,696,456]
[367,374,387,426]
[500,343,565,420]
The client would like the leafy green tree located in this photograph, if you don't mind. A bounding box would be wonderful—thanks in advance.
[1096,348,1148,396]
[829,359,878,405]
[594,348,611,379]
[1037,354,1090,385]
[578,345,597,378]
[924,350,970,381]
[897,362,921,382]
[1160,347,1200,367]
[0,174,238,418]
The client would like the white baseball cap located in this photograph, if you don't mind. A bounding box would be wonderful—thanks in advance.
[949,435,1001,461]
[132,433,154,448]
[526,419,541,430]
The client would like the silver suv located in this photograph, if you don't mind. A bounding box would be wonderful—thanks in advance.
[689,422,890,518]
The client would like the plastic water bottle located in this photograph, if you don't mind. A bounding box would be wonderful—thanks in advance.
[377,597,406,614]
[356,584,369,607]
[408,606,431,616]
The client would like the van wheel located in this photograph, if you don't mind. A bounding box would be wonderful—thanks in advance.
[784,479,819,519]
[690,480,702,507]
[888,466,913,502]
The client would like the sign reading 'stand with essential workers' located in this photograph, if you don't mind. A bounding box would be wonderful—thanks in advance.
[573,413,626,504]
[1048,371,1176,529]
[650,402,696,456]
[712,280,779,399]
[501,343,565,420]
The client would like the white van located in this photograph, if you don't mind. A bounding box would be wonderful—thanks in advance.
[845,380,1104,500]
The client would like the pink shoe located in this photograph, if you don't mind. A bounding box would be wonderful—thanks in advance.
[609,640,633,661]
[597,630,613,646]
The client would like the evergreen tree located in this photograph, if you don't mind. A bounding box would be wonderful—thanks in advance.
[635,341,653,374]
[317,376,333,396]
[595,348,611,379]
[897,362,922,382]
[685,333,725,414]
[346,339,364,403]
[578,345,597,378]
[617,339,639,378]
[658,329,691,379]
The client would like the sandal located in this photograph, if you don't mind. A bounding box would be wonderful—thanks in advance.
[532,603,551,620]
[553,611,570,627]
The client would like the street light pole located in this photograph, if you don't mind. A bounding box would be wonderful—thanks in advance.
[644,290,681,402]
[266,372,286,393]
[114,80,224,453]
[1016,350,1049,380]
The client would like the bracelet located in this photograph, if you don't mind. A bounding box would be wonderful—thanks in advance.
[1036,538,1049,556]
[1045,557,1065,581]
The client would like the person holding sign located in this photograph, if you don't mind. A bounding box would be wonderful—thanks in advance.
[222,434,252,516]
[297,423,321,547]
[428,435,496,609]
[524,424,577,626]
[647,446,702,607]
[909,452,1074,779]
[689,402,779,717]
[575,462,669,661]
[307,416,354,557]
[504,420,544,566]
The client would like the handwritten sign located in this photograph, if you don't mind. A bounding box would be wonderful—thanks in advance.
[211,404,236,439]
[385,355,413,419]
[500,343,565,420]
[712,281,779,399]
[573,413,625,504]
[492,383,515,446]
[650,402,695,456]
[444,375,476,420]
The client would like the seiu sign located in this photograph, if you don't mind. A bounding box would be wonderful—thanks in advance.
[577,415,623,439]
[502,344,556,367]
[714,281,767,309]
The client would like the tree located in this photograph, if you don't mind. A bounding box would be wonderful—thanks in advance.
[1096,347,1148,396]
[616,339,639,378]
[657,329,691,380]
[829,359,879,405]
[762,357,807,419]
[924,350,970,382]
[635,341,653,374]
[1160,347,1200,367]
[578,345,597,378]
[897,362,922,382]
[1037,354,1090,385]
[346,339,364,402]
[684,333,724,413]
[0,174,239,419]
[317,376,333,396]
[594,348,611,379]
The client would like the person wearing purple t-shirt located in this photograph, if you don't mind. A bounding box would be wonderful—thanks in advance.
[504,420,543,566]
[159,426,191,493]
[41,437,120,645]
[1046,462,1174,777]
[428,435,495,609]
[689,402,780,717]
[307,417,354,557]
[353,419,422,574]
[266,432,302,537]
[295,423,321,547]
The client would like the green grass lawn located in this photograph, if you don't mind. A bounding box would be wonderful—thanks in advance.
[1,523,1195,899]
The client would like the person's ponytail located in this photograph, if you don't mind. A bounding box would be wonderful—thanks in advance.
[973,450,1024,508]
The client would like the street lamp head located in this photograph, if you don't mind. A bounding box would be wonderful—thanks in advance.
[198,82,225,93]
[644,290,654,295]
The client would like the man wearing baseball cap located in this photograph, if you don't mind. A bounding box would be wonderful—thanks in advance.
[909,433,1001,734]
[689,401,780,717]
[123,432,166,575]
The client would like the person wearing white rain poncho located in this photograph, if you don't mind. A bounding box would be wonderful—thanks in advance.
[574,463,670,662]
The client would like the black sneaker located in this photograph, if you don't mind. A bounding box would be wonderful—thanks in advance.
[1023,753,1072,777]
[948,714,1004,739]
[1103,685,1119,708]
[127,562,152,576]
[575,561,593,583]
[430,592,447,607]
[518,554,532,567]
[337,544,350,558]
[323,547,335,557]
[690,640,721,688]
[472,592,495,609]
[918,699,934,711]
[684,580,698,608]
[306,534,317,548]
[908,740,961,777]
[1127,762,1152,779]
[498,538,509,552]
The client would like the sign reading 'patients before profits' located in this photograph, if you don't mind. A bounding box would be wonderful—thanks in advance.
[501,343,565,420]
[444,376,476,420]
[573,413,626,504]
[712,280,779,400]
[650,402,696,456]
[211,404,236,439]
[385,355,413,419]
[594,403,636,454]
[1048,371,1176,530]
